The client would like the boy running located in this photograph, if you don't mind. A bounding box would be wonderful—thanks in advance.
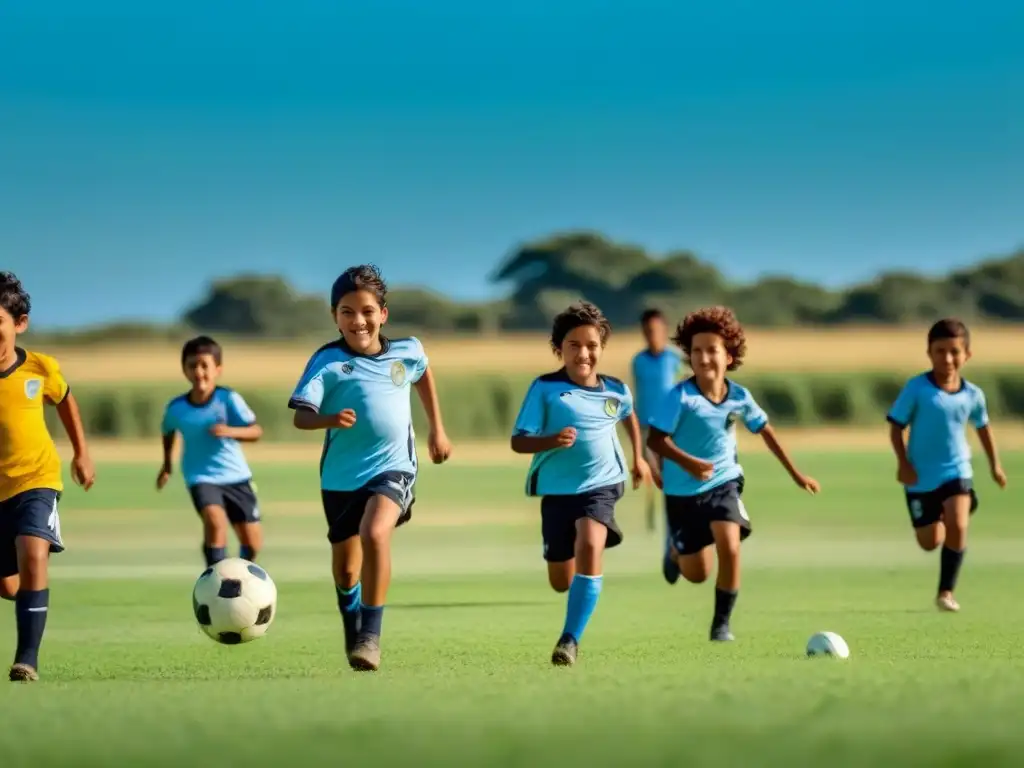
[157,336,265,566]
[0,272,95,682]
[511,302,651,666]
[887,318,1007,612]
[647,306,819,642]
[289,264,452,672]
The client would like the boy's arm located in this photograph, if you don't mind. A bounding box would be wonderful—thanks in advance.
[758,424,818,492]
[511,432,567,454]
[161,431,176,472]
[293,408,353,430]
[646,428,711,478]
[622,411,645,465]
[976,425,1007,487]
[55,392,95,490]
[412,366,451,463]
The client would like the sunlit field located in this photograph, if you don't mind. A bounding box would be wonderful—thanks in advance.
[44,326,1024,385]
[2,449,1023,767]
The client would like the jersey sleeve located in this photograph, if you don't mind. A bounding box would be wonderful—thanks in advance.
[512,380,547,436]
[887,379,919,428]
[740,389,769,433]
[226,391,258,426]
[970,387,990,429]
[39,354,70,405]
[648,387,686,434]
[288,352,333,413]
[619,383,634,419]
[408,337,429,384]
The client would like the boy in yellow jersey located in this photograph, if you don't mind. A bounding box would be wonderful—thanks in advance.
[0,273,95,682]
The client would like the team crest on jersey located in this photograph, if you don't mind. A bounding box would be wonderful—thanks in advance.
[603,398,619,417]
[725,411,739,428]
[24,378,42,400]
[341,362,354,374]
[390,361,407,386]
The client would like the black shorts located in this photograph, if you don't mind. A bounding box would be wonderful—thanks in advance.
[540,483,624,563]
[321,471,416,544]
[0,488,64,579]
[188,481,261,525]
[905,478,978,529]
[665,477,750,556]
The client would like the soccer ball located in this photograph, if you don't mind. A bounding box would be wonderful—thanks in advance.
[192,558,277,645]
[806,631,849,659]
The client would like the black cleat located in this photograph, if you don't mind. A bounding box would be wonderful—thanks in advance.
[551,633,578,666]
[662,547,680,585]
[9,663,39,682]
[710,623,735,642]
[347,634,381,672]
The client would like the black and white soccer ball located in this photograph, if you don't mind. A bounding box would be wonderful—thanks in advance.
[806,630,850,659]
[192,558,278,645]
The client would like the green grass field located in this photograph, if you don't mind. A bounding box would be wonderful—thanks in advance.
[2,451,1023,767]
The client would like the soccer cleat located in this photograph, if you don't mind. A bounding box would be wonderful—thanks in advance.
[710,624,735,642]
[551,633,578,666]
[347,634,382,672]
[936,594,960,612]
[9,663,39,682]
[662,545,680,585]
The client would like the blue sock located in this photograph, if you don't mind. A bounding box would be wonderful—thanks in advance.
[15,589,49,670]
[203,546,227,566]
[360,605,384,638]
[561,574,603,643]
[336,583,362,649]
[239,545,256,562]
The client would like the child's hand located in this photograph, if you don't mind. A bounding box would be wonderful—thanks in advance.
[554,427,577,448]
[992,465,1008,488]
[649,463,663,490]
[332,409,357,428]
[209,423,232,438]
[631,457,653,490]
[156,467,170,490]
[428,429,452,464]
[897,461,918,486]
[794,473,820,494]
[72,453,95,491]
[684,457,714,481]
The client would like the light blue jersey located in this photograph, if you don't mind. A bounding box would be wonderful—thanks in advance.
[161,387,256,487]
[631,347,683,427]
[887,372,989,493]
[288,336,427,492]
[649,377,768,497]
[512,370,633,496]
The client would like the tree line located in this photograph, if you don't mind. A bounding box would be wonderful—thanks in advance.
[30,231,1024,341]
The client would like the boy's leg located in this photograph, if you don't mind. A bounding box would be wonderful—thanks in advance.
[322,490,364,655]
[678,548,714,584]
[349,493,404,672]
[224,483,262,562]
[1,530,18,600]
[199,505,231,567]
[709,521,742,641]
[908,490,945,552]
[11,535,50,681]
[232,523,263,563]
[936,491,974,611]
[553,517,608,666]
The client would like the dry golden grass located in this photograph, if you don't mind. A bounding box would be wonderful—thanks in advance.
[43,326,1024,385]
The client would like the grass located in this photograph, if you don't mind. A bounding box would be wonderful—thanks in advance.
[41,325,1024,384]
[2,450,1024,767]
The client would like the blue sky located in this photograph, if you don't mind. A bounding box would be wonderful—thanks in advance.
[3,0,1023,328]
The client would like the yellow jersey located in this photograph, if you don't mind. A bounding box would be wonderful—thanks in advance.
[0,348,69,502]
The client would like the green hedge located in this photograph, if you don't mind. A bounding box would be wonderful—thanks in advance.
[46,369,1024,441]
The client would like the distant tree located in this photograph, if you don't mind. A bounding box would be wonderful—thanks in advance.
[183,275,331,337]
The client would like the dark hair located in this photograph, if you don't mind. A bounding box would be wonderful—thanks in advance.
[640,308,665,325]
[331,264,388,310]
[672,305,747,371]
[927,318,970,348]
[0,272,31,319]
[181,335,223,366]
[550,301,612,352]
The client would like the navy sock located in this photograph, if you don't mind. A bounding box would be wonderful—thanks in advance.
[336,583,362,648]
[713,587,738,628]
[14,589,49,670]
[239,545,256,562]
[561,574,603,643]
[203,546,227,567]
[360,605,384,638]
[939,547,965,593]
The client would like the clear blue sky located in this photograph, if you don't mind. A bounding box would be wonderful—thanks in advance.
[3,0,1023,328]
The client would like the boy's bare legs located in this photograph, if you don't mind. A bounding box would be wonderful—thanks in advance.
[348,495,402,671]
[10,536,50,682]
[332,537,363,652]
[200,505,230,567]
[936,495,972,612]
[709,521,742,641]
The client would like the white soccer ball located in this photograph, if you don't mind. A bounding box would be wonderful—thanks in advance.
[806,631,849,659]
[192,558,277,645]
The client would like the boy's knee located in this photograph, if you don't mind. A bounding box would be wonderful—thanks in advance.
[360,522,393,549]
[681,571,709,584]
[0,578,18,600]
[548,576,571,593]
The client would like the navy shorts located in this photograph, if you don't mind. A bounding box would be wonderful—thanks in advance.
[0,488,64,579]
[189,481,261,524]
[905,478,978,529]
[540,483,624,563]
[665,477,751,556]
[321,471,416,544]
